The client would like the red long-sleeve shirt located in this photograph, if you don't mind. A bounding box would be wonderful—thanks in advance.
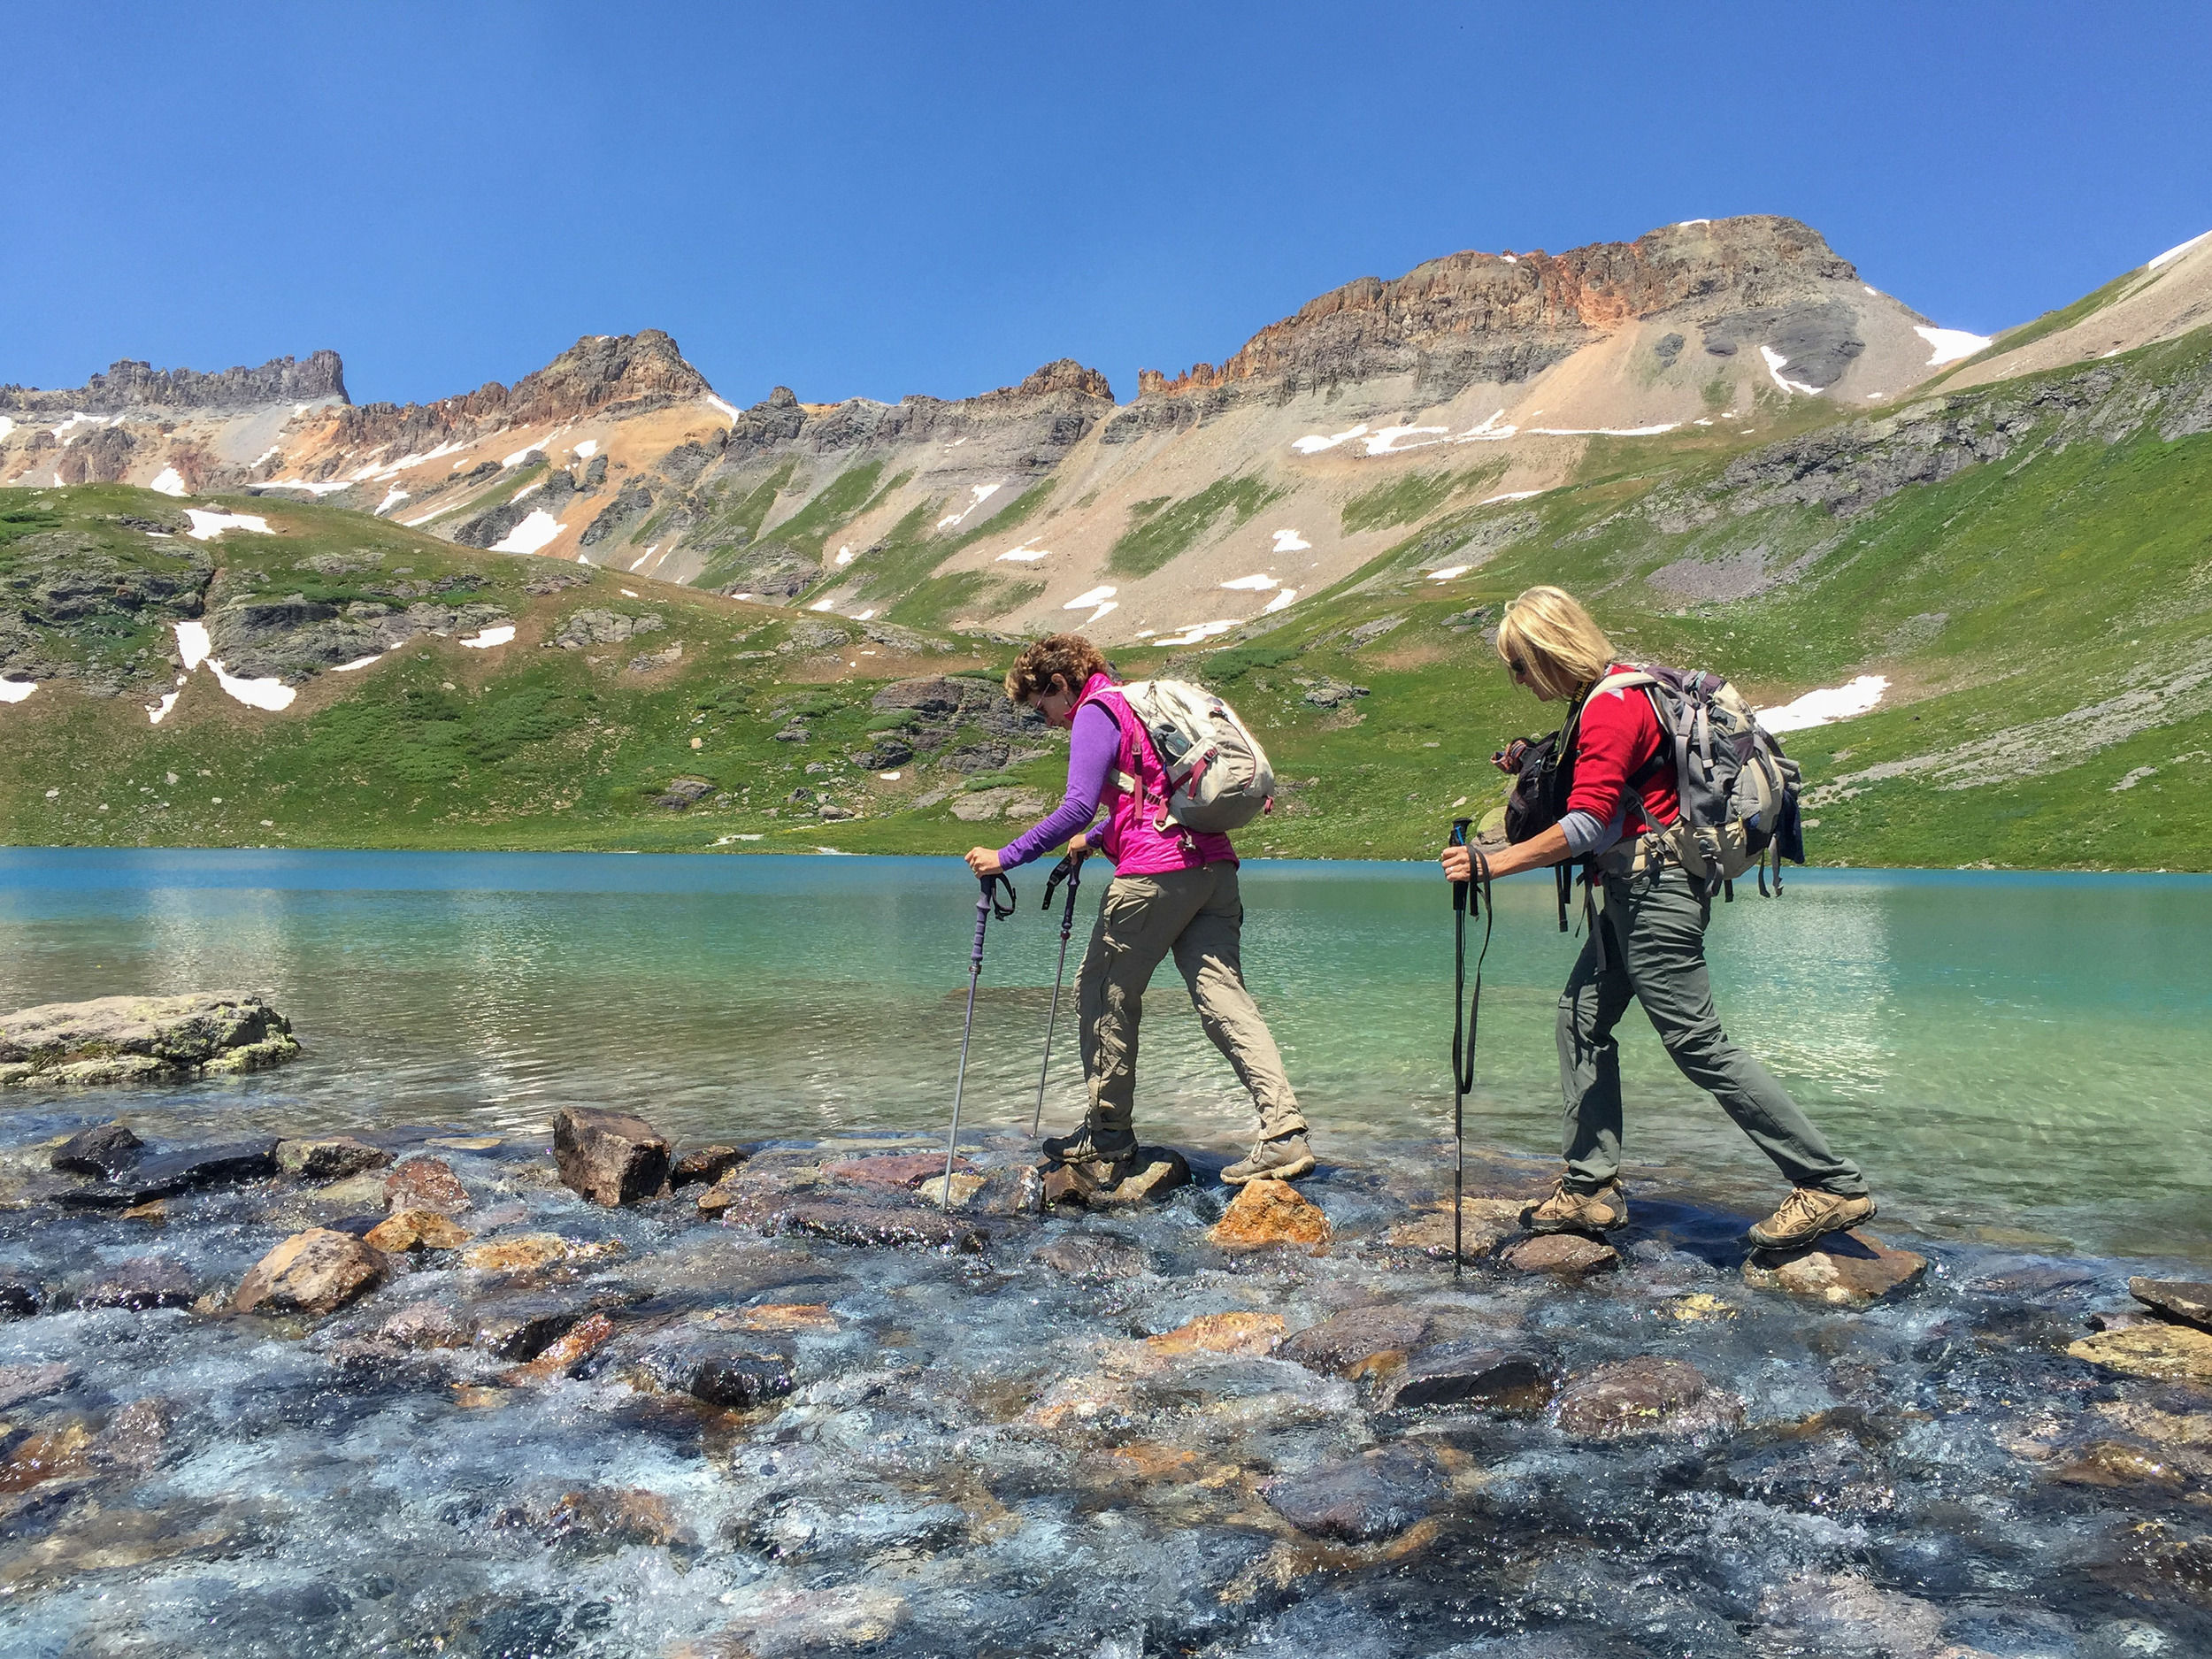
[1564,665,1679,844]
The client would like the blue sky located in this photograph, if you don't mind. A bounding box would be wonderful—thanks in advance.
[6,3,2208,410]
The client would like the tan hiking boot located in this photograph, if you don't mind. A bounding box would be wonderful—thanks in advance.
[1748,1187,1878,1250]
[1524,1178,1629,1236]
[1041,1121,1137,1171]
[1222,1133,1317,1184]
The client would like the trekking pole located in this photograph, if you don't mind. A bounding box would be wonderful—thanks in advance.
[1030,848,1090,1135]
[1448,818,1494,1278]
[942,870,1017,1208]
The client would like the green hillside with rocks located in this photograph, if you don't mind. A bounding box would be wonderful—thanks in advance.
[4,317,2211,870]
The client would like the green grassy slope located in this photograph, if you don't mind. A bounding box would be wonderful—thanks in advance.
[5,325,2212,868]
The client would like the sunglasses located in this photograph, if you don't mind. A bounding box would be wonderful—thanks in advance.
[1506,657,1528,677]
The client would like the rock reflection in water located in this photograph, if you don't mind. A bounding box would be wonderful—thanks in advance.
[0,1119,2208,1657]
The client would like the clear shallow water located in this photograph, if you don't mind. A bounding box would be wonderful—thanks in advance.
[3,849,2208,1262]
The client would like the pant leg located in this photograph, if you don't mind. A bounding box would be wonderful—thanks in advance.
[1610,868,1869,1196]
[1169,864,1306,1139]
[1557,903,1639,1190]
[1074,872,1204,1135]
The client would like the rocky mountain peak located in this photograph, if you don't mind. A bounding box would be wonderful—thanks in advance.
[512,330,711,422]
[1008,359,1114,401]
[0,349,348,414]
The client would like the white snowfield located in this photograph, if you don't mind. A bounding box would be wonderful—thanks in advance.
[1756,674,1889,733]
[461,625,516,649]
[1261,588,1298,614]
[1427,565,1471,581]
[936,482,1002,530]
[0,679,36,703]
[996,541,1048,563]
[167,618,296,711]
[149,467,188,496]
[254,477,351,496]
[1271,529,1310,553]
[174,621,211,672]
[1220,573,1279,591]
[375,488,409,516]
[1760,346,1823,396]
[1914,326,1993,367]
[331,655,384,673]
[146,689,180,724]
[1064,585,1116,609]
[184,510,273,541]
[1156,619,1240,647]
[572,439,600,458]
[2147,227,2210,270]
[488,511,565,556]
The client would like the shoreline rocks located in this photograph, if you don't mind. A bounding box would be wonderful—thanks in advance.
[1,993,300,1087]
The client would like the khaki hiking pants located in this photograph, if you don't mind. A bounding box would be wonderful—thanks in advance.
[1074,863,1305,1141]
[1557,863,1867,1198]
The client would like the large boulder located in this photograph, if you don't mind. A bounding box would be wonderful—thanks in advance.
[767,1201,987,1253]
[1383,1343,1550,1411]
[1502,1232,1620,1279]
[1,994,298,1087]
[2069,1324,2212,1384]
[1279,1305,1432,1376]
[383,1156,472,1217]
[553,1108,672,1206]
[234,1228,388,1317]
[58,1139,280,1210]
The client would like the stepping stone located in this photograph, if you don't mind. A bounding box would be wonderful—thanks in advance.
[1145,1311,1285,1358]
[768,1201,987,1254]
[384,1157,472,1217]
[1279,1305,1432,1376]
[0,1362,74,1412]
[1263,1444,1446,1542]
[1553,1356,1744,1440]
[825,1152,964,1190]
[58,1139,280,1209]
[2069,1324,2212,1384]
[1502,1232,1619,1279]
[233,1227,388,1317]
[1208,1178,1329,1248]
[1743,1231,1926,1307]
[2130,1278,2212,1333]
[51,1120,143,1177]
[472,1300,588,1361]
[365,1210,472,1252]
[1040,1149,1192,1210]
[274,1136,391,1181]
[1032,1232,1154,1282]
[75,1256,196,1311]
[1383,1341,1549,1411]
[672,1145,746,1187]
[552,1107,672,1206]
[1385,1198,1524,1259]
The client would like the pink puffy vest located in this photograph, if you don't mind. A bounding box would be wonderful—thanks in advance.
[1079,672,1237,877]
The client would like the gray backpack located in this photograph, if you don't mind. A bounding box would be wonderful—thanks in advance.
[1595,665,1805,897]
[1106,680,1276,834]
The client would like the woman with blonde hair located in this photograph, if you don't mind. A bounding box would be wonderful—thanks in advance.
[1440,586,1877,1248]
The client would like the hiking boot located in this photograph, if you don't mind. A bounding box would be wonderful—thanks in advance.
[1221,1133,1317,1185]
[1041,1121,1137,1171]
[1524,1178,1629,1236]
[1748,1187,1878,1250]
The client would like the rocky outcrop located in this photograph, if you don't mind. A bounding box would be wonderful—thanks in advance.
[0,351,348,414]
[1,532,214,696]
[0,994,298,1087]
[204,595,511,681]
[719,359,1115,467]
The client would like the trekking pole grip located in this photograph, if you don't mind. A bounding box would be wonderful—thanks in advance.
[1448,818,1472,914]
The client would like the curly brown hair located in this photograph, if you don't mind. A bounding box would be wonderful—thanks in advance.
[1003,634,1111,705]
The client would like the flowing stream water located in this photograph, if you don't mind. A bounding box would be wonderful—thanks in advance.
[0,850,2208,1656]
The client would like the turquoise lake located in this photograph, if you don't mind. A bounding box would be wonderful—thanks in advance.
[2,849,2208,1263]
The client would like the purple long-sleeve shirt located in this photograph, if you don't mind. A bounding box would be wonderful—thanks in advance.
[996,702,1118,869]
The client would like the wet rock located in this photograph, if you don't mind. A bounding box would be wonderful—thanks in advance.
[379,1302,469,1348]
[1553,1356,1744,1440]
[1383,1197,1524,1258]
[1502,1231,1619,1279]
[1384,1342,1549,1411]
[0,1279,41,1318]
[2131,1278,2212,1333]
[672,1144,746,1187]
[1032,1232,1154,1282]
[461,1233,624,1273]
[58,1138,281,1209]
[2055,1440,2188,1489]
[2070,1324,2212,1384]
[546,1486,692,1548]
[511,1311,617,1381]
[1208,1178,1330,1248]
[1279,1305,1432,1376]
[630,1330,800,1407]
[826,1151,967,1190]
[274,1136,391,1181]
[0,992,299,1087]
[687,1581,909,1656]
[1263,1444,1446,1542]
[0,1362,74,1412]
[364,1209,471,1252]
[916,1171,987,1207]
[233,1228,388,1317]
[768,1201,987,1253]
[51,1120,143,1176]
[89,1395,176,1472]
[1039,1148,1194,1209]
[76,1256,196,1310]
[472,1301,586,1362]
[1744,1229,1927,1306]
[383,1156,471,1217]
[552,1106,672,1205]
[1146,1312,1286,1357]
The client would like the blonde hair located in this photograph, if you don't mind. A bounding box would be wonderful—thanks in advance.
[1494,586,1616,702]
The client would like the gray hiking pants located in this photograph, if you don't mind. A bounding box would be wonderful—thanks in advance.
[1557,864,1867,1197]
[1075,864,1306,1141]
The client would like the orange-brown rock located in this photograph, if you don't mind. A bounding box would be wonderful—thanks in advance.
[365,1210,471,1252]
[459,1233,624,1273]
[1208,1179,1330,1248]
[383,1157,470,1217]
[552,1107,671,1206]
[1145,1311,1286,1358]
[233,1228,388,1317]
[1743,1231,1926,1306]
[511,1312,617,1383]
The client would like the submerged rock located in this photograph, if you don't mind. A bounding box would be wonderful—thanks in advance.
[234,1228,388,1317]
[545,1486,693,1548]
[461,1233,624,1273]
[1146,1312,1286,1357]
[1502,1232,1619,1279]
[826,1151,964,1190]
[1384,1342,1550,1411]
[1263,1444,1446,1542]
[0,992,298,1087]
[274,1136,392,1181]
[671,1144,746,1187]
[768,1201,987,1253]
[58,1138,281,1209]
[0,1362,75,1412]
[1744,1230,1928,1306]
[1279,1305,1432,1376]
[1032,1231,1153,1282]
[51,1120,143,1177]
[0,1278,42,1318]
[472,1300,587,1362]
[1553,1356,1743,1440]
[552,1106,672,1206]
[1383,1196,1524,1259]
[2131,1277,2212,1333]
[365,1210,472,1252]
[2070,1324,2212,1384]
[76,1256,196,1311]
[687,1581,908,1657]
[1209,1178,1330,1248]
